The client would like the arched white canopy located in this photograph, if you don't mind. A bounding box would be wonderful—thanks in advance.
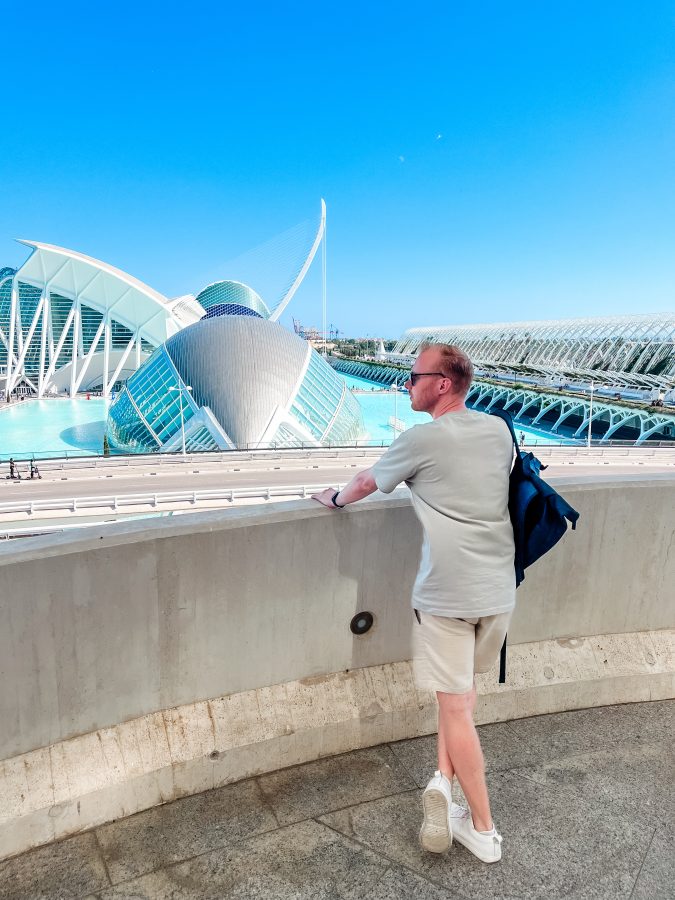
[15,240,181,347]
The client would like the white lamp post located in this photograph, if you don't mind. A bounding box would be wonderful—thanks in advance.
[391,381,399,437]
[169,385,192,456]
[587,380,594,448]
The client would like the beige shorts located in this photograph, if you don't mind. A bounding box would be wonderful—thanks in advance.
[412,609,512,695]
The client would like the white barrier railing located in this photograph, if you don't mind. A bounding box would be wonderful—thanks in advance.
[2,448,675,534]
[4,440,675,475]
[4,444,675,481]
[3,447,386,476]
[0,482,346,522]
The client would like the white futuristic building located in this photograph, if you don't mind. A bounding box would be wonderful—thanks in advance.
[0,201,327,400]
[106,315,363,452]
[0,245,188,398]
[393,314,675,389]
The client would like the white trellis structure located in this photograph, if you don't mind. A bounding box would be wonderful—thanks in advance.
[466,383,675,443]
[394,314,675,390]
[0,242,189,398]
[329,358,675,443]
[0,202,328,401]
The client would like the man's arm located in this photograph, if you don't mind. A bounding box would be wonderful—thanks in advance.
[311,468,378,509]
[312,428,419,510]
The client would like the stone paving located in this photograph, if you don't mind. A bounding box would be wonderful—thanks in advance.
[1,700,673,899]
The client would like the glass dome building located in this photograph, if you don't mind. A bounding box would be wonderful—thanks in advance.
[106,316,363,451]
[195,281,270,319]
[0,201,327,401]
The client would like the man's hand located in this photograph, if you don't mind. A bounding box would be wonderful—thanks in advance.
[311,487,340,509]
[311,469,378,509]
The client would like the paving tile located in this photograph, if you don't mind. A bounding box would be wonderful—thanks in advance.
[0,832,109,900]
[320,771,653,900]
[389,720,541,788]
[630,827,675,900]
[96,819,388,899]
[558,857,652,900]
[6,701,674,899]
[502,700,675,764]
[513,739,675,828]
[364,866,460,899]
[256,745,415,826]
[387,733,439,787]
[96,777,277,885]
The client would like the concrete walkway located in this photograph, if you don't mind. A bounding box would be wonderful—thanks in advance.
[1,700,673,899]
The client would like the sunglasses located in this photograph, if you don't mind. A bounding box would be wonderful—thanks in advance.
[407,371,447,386]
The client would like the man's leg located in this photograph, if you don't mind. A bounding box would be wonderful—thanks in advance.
[437,683,476,780]
[436,716,455,782]
[436,686,492,832]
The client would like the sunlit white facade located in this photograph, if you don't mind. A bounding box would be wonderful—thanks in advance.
[0,202,327,401]
[393,314,675,389]
[0,243,189,398]
[106,315,363,452]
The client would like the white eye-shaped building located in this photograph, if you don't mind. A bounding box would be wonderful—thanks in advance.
[104,199,363,451]
[0,200,363,451]
[106,314,363,451]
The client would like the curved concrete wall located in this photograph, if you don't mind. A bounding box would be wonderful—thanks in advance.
[1,476,674,762]
[1,475,675,859]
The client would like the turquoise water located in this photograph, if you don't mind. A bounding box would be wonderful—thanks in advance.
[0,399,109,459]
[341,374,432,440]
[0,374,568,459]
[341,374,566,446]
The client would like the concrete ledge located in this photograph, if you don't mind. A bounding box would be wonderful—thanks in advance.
[2,627,673,862]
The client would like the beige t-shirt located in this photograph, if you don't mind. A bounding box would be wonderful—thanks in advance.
[372,409,516,617]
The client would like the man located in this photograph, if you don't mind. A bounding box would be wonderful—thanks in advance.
[312,343,514,864]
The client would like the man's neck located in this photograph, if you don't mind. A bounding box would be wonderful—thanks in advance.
[430,396,467,419]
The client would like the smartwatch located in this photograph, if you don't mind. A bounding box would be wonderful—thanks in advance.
[331,491,345,508]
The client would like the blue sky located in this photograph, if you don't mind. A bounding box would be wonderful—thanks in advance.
[1,2,674,337]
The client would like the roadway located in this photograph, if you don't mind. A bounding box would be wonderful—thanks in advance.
[1,447,674,509]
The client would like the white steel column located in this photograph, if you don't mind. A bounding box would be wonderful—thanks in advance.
[42,306,75,391]
[322,213,327,356]
[73,317,106,393]
[47,290,54,374]
[106,334,135,395]
[6,277,18,396]
[587,380,595,448]
[6,292,46,395]
[38,287,49,396]
[135,333,141,369]
[103,316,111,397]
[70,299,81,397]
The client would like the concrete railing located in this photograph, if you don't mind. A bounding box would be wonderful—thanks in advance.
[1,475,674,859]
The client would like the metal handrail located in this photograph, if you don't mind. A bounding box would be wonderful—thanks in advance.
[4,440,675,474]
[1,449,674,519]
[0,483,347,517]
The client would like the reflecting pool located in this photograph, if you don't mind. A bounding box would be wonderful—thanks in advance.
[0,374,569,459]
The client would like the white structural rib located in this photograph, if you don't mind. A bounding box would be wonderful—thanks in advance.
[16,240,170,307]
[269,199,326,322]
[393,313,675,389]
[4,240,186,397]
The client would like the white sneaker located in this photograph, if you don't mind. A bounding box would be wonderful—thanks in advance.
[451,806,503,863]
[419,771,453,853]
